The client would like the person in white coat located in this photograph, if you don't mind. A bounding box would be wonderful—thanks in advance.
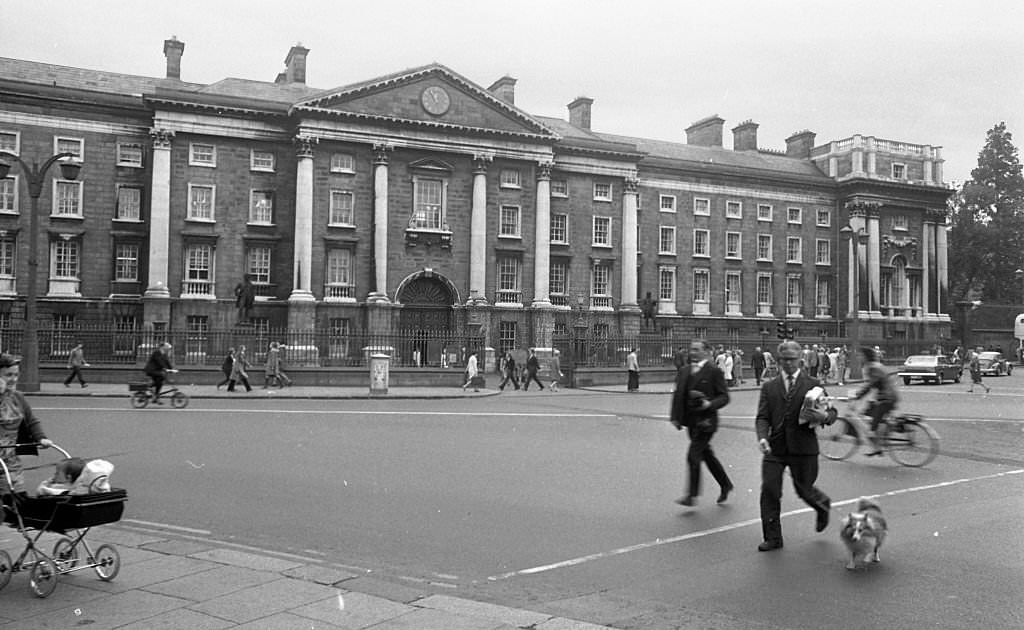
[716,350,734,386]
[462,352,480,392]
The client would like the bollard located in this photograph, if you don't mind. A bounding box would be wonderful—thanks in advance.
[369,353,390,396]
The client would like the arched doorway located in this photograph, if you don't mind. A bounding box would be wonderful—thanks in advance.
[396,274,457,366]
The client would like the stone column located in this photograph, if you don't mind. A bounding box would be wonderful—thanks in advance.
[532,161,553,307]
[620,177,639,309]
[143,129,173,327]
[369,143,391,303]
[866,206,881,315]
[286,136,317,337]
[935,210,949,316]
[469,154,490,304]
[922,216,934,316]
[847,203,868,315]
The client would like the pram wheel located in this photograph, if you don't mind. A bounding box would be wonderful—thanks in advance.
[0,549,11,590]
[29,554,59,597]
[92,544,120,581]
[53,537,79,570]
[130,390,150,408]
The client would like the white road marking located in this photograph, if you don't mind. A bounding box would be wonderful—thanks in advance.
[32,406,618,418]
[486,468,1024,581]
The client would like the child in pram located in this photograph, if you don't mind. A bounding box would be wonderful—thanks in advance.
[36,457,113,496]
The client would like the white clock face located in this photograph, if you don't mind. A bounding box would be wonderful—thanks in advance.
[421,86,450,115]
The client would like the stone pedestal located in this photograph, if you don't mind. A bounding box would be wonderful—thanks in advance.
[287,299,316,333]
[531,307,555,349]
[619,306,642,338]
[367,300,393,336]
[142,294,171,330]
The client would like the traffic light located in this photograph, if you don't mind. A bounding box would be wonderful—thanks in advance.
[776,321,787,339]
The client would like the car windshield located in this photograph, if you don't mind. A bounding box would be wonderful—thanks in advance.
[904,356,937,366]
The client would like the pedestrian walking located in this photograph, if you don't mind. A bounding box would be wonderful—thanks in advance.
[626,348,640,392]
[264,341,292,388]
[216,348,235,389]
[755,340,832,552]
[228,345,252,392]
[732,348,744,385]
[63,342,89,388]
[549,349,563,392]
[461,351,480,392]
[751,346,766,386]
[0,353,56,504]
[966,347,990,394]
[523,348,544,391]
[498,351,520,391]
[670,339,733,507]
[716,349,734,387]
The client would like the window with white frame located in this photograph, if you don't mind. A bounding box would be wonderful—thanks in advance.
[496,256,521,304]
[816,276,832,316]
[659,226,676,255]
[411,177,446,230]
[187,184,215,220]
[591,263,612,308]
[757,273,773,315]
[0,131,19,154]
[116,143,144,167]
[692,268,710,313]
[326,249,353,299]
[659,195,676,213]
[659,266,676,302]
[51,239,80,278]
[593,182,612,201]
[786,275,802,316]
[251,150,275,172]
[189,143,216,167]
[52,180,83,217]
[549,260,568,304]
[816,208,831,227]
[786,236,802,263]
[246,246,272,285]
[592,216,611,247]
[757,203,773,221]
[114,243,139,281]
[693,229,710,257]
[0,177,17,213]
[787,207,802,224]
[500,169,521,188]
[726,200,742,219]
[498,321,518,354]
[329,190,354,225]
[0,234,16,277]
[726,232,741,258]
[694,197,710,216]
[183,244,214,295]
[330,153,355,173]
[816,239,831,265]
[54,136,84,160]
[892,213,908,231]
[115,185,141,221]
[249,191,274,224]
[725,271,742,314]
[499,205,521,237]
[757,234,772,261]
[550,179,568,197]
[892,163,906,179]
[550,213,568,243]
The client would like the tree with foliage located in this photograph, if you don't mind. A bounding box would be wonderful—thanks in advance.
[948,122,1024,303]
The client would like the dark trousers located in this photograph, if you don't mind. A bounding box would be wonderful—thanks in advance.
[686,428,731,498]
[499,371,520,390]
[522,370,544,390]
[759,453,830,543]
[228,376,251,392]
[149,374,165,398]
[64,366,86,386]
[217,371,231,388]
[627,370,639,391]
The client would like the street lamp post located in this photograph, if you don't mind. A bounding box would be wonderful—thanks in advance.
[0,151,82,392]
[1016,268,1024,304]
[840,225,868,379]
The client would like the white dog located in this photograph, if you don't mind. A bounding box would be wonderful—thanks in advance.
[839,497,887,570]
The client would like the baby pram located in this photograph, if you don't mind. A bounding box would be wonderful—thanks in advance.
[1,442,125,598]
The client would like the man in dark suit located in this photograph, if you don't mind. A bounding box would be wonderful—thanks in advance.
[670,339,733,507]
[751,346,766,386]
[755,340,832,551]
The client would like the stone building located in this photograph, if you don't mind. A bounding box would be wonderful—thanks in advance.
[0,39,953,365]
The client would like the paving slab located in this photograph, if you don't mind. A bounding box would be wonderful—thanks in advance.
[291,590,417,629]
[0,589,190,630]
[143,563,282,601]
[417,593,551,627]
[282,562,360,585]
[115,607,235,630]
[363,606,514,630]
[188,547,304,572]
[188,577,338,624]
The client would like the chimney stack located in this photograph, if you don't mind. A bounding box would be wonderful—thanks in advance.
[732,120,759,151]
[279,44,310,84]
[568,96,594,130]
[163,36,185,80]
[487,76,517,105]
[785,130,816,158]
[686,115,725,147]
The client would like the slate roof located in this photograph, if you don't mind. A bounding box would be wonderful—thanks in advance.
[0,57,201,96]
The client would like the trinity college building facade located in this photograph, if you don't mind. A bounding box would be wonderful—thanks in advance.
[0,39,953,366]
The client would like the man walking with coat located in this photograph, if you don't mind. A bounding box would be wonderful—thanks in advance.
[755,340,832,551]
[670,339,733,507]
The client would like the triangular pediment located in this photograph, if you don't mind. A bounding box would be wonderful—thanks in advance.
[293,63,558,140]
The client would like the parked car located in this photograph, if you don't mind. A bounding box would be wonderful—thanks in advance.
[977,351,1013,376]
[897,354,962,385]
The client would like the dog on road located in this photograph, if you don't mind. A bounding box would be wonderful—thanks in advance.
[839,497,887,570]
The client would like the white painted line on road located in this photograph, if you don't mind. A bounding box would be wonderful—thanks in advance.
[648,414,1024,425]
[121,518,212,535]
[33,406,618,418]
[487,468,1024,581]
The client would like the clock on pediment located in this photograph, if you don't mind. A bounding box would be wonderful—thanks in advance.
[420,85,450,116]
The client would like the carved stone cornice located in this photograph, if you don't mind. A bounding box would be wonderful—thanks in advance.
[472,153,492,175]
[537,161,554,181]
[149,128,175,150]
[294,135,318,159]
[844,200,880,219]
[623,177,640,194]
[924,207,949,224]
[373,142,393,166]
[881,234,919,263]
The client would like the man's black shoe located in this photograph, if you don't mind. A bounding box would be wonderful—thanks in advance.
[716,485,734,504]
[757,540,783,552]
[815,500,831,532]
[674,496,695,507]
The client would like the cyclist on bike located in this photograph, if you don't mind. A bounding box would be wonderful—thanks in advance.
[143,342,177,404]
[852,346,900,456]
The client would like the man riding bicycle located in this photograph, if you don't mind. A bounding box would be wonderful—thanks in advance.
[143,342,177,404]
[852,346,900,456]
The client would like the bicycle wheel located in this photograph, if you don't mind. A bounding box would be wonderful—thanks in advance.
[92,544,120,581]
[170,391,189,409]
[0,549,12,591]
[130,391,150,408]
[53,537,80,571]
[29,554,59,598]
[886,419,940,467]
[818,416,860,460]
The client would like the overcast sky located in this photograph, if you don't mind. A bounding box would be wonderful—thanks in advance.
[2,0,1021,184]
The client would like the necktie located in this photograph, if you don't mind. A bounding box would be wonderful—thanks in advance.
[786,374,795,393]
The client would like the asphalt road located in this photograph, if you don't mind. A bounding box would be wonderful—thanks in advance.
[23,376,1024,629]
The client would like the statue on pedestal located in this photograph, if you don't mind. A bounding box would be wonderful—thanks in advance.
[639,292,657,329]
[234,274,256,324]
